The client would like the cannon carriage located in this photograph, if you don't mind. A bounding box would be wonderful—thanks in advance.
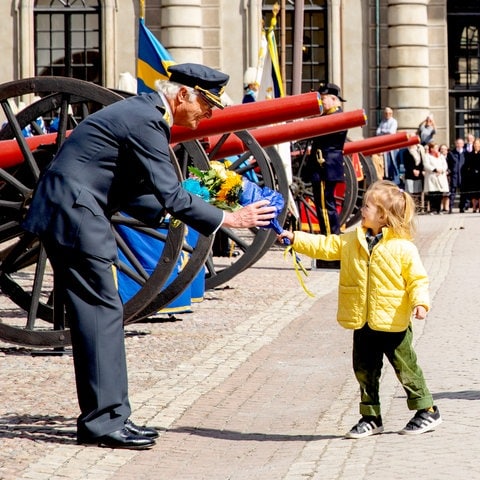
[0,76,382,348]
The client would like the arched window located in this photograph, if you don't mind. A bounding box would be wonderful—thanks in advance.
[34,0,102,83]
[448,0,480,140]
[262,0,327,95]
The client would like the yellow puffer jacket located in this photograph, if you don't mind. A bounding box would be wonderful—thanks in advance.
[293,227,430,332]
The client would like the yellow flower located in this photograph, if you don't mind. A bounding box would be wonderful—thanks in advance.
[186,161,243,210]
[217,172,243,204]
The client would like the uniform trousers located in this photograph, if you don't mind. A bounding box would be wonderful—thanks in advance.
[311,179,341,234]
[353,323,433,417]
[43,240,131,438]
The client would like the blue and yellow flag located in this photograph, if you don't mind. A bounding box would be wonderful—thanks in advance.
[257,6,285,100]
[266,25,285,98]
[137,17,175,93]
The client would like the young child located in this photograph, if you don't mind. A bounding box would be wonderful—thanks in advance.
[279,180,441,438]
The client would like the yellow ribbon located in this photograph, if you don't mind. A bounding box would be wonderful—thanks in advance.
[284,246,315,298]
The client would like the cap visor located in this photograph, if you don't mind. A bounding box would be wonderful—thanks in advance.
[199,91,224,109]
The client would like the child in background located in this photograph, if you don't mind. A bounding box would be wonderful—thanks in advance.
[279,180,442,438]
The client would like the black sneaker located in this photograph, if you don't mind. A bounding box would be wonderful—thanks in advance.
[399,406,442,435]
[345,416,384,439]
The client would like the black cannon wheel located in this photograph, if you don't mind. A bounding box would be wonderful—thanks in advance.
[0,77,186,346]
[289,139,358,233]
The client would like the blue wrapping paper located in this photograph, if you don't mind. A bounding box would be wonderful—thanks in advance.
[239,178,285,235]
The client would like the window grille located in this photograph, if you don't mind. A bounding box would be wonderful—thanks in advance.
[34,0,102,84]
[262,1,327,95]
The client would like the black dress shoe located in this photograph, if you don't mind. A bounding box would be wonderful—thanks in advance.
[78,427,155,449]
[125,419,159,439]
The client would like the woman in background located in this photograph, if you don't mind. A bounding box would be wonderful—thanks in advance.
[439,144,450,212]
[423,142,449,214]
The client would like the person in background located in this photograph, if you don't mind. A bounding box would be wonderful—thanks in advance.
[376,107,398,136]
[465,132,475,153]
[376,107,400,184]
[22,63,276,450]
[447,138,467,213]
[423,142,449,214]
[417,114,436,146]
[278,180,441,438]
[439,144,450,212]
[242,67,259,104]
[402,144,425,209]
[302,83,347,268]
[463,137,480,213]
[2,98,47,137]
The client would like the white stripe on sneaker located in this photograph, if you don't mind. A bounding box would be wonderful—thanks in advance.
[345,418,384,439]
[399,407,442,435]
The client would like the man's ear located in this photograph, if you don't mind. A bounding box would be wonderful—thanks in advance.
[177,86,190,104]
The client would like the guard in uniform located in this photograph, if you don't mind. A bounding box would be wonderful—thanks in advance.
[301,83,347,268]
[303,84,347,226]
[22,63,275,449]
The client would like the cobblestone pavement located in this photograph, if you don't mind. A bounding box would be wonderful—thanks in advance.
[0,213,479,479]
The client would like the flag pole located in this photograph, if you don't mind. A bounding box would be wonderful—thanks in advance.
[292,0,304,95]
[280,0,286,95]
[140,0,145,20]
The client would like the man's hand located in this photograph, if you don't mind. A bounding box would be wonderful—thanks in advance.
[222,200,276,228]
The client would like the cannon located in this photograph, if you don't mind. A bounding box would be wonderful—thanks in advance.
[0,76,337,347]
[0,89,371,291]
[0,87,323,297]
[202,110,368,160]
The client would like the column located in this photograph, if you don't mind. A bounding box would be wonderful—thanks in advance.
[387,0,430,130]
[161,0,203,63]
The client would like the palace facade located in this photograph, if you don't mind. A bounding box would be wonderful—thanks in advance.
[1,1,479,144]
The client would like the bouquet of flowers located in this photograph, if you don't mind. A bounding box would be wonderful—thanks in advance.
[183,161,244,211]
[183,161,285,234]
[183,161,312,296]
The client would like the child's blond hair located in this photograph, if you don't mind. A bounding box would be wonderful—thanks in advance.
[364,180,417,239]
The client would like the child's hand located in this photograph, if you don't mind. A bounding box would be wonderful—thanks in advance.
[413,305,427,320]
[277,230,294,244]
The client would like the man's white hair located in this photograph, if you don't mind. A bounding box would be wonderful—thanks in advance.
[155,79,197,102]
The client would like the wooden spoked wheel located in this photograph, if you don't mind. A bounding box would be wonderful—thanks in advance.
[0,77,186,346]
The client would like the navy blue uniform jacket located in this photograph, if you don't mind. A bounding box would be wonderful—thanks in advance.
[23,92,223,260]
[304,107,347,183]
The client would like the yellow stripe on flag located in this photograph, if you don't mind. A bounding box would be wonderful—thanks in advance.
[137,58,175,91]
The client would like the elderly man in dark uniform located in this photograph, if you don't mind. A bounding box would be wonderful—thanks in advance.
[22,63,275,449]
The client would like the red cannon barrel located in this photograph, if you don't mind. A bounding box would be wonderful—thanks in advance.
[342,132,410,156]
[360,134,419,157]
[205,109,367,160]
[0,93,322,170]
[0,132,71,169]
[170,91,322,143]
